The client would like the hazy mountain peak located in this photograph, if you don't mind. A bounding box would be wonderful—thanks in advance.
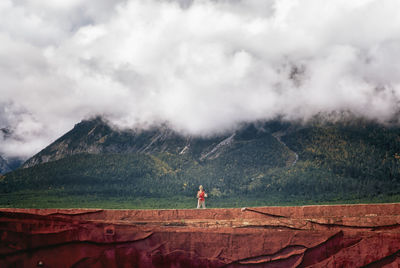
[22,117,292,168]
[0,155,11,175]
[22,118,237,168]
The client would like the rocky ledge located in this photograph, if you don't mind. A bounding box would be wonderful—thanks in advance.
[1,203,400,267]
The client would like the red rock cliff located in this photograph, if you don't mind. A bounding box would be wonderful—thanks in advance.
[1,203,400,267]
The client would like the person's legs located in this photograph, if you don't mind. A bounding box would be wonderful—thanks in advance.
[197,200,206,209]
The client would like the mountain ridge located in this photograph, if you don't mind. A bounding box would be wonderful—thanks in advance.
[23,117,287,168]
[2,117,400,206]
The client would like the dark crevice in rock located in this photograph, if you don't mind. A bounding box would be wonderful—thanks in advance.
[226,245,307,266]
[235,224,302,231]
[47,210,104,217]
[307,219,400,231]
[362,249,400,268]
[241,208,287,218]
[298,231,362,267]
[225,252,304,267]
[371,223,400,231]
[71,257,91,268]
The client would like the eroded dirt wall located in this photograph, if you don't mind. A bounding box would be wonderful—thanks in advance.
[1,204,400,267]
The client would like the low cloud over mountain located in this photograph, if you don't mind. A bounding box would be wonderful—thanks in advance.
[1,0,400,158]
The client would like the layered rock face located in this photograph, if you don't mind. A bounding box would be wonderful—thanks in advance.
[1,204,400,267]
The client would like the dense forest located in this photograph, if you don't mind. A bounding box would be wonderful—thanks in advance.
[1,119,400,208]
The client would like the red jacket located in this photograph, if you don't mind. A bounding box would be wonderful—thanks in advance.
[198,191,205,201]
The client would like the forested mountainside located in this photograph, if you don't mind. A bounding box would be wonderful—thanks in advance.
[1,117,400,205]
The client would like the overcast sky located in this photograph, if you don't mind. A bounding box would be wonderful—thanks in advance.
[1,0,400,159]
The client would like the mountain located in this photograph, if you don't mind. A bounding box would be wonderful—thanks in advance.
[0,156,24,175]
[2,117,400,206]
[23,117,293,169]
[0,155,11,174]
[0,128,24,174]
[0,128,11,174]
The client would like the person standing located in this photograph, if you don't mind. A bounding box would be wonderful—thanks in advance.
[197,185,207,209]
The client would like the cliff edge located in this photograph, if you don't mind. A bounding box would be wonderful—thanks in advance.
[1,203,400,267]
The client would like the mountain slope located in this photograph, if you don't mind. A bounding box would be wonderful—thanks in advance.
[23,117,292,169]
[2,118,400,206]
[282,122,400,182]
[1,127,24,174]
[23,117,226,167]
[4,120,293,199]
[0,156,11,174]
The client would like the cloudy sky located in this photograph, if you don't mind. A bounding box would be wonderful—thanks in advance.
[1,0,400,159]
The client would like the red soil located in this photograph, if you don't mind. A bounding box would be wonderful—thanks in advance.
[1,203,400,267]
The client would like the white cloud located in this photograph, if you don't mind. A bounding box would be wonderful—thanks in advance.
[1,0,400,158]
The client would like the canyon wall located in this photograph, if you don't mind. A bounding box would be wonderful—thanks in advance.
[1,204,400,267]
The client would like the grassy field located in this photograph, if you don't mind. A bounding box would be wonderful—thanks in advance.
[1,190,400,209]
